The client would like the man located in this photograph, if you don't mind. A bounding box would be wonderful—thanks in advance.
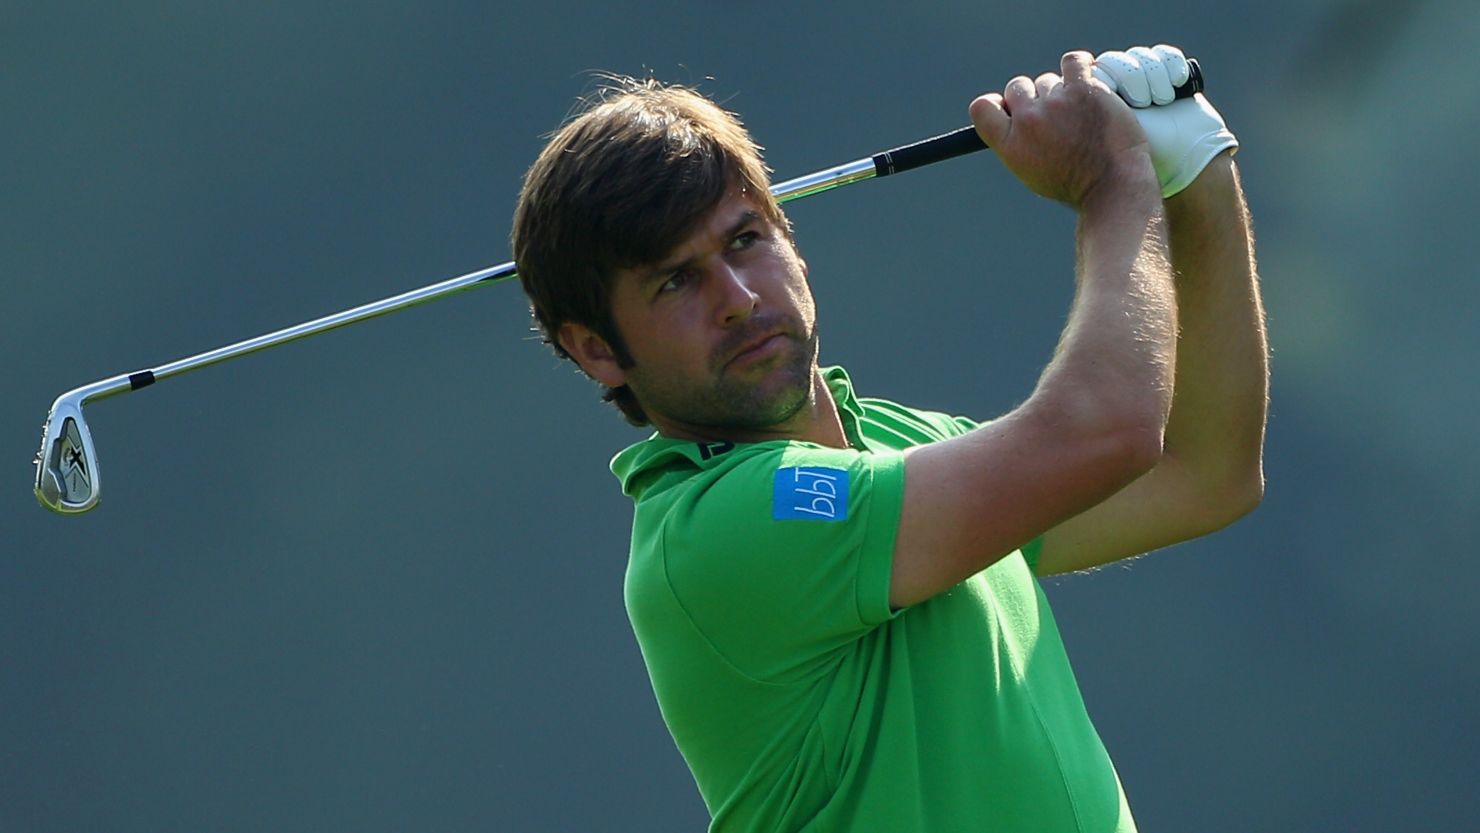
[514,44,1266,833]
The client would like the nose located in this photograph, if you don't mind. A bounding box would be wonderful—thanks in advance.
[712,263,759,326]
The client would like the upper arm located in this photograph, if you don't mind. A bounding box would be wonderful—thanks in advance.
[658,448,906,680]
[888,402,1159,609]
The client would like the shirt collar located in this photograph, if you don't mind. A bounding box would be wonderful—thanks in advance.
[610,365,861,499]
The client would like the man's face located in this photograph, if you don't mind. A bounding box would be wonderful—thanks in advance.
[570,190,819,437]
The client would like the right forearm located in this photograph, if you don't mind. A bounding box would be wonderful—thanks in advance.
[966,51,1178,467]
[1037,166,1178,442]
[883,52,1181,606]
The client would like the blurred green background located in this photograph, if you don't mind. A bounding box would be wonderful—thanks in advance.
[4,1,1477,830]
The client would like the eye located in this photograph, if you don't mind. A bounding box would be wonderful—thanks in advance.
[729,230,761,251]
[657,269,694,295]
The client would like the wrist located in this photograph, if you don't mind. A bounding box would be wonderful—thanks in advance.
[1166,151,1236,209]
[1080,152,1162,219]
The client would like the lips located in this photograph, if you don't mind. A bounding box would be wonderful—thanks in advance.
[725,331,785,368]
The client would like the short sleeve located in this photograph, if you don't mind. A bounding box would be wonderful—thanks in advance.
[657,445,906,683]
[1018,535,1045,574]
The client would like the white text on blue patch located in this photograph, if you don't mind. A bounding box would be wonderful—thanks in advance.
[773,466,850,521]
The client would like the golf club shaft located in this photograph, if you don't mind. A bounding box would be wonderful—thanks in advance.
[74,131,987,407]
[35,62,1207,514]
[58,60,1206,406]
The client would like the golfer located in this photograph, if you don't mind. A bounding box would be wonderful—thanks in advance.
[513,43,1266,833]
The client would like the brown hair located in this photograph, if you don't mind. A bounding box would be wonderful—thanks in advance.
[512,76,788,425]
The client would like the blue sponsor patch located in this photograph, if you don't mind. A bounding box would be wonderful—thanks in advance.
[773,466,849,521]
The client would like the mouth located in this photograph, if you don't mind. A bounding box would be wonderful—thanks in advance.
[725,331,787,369]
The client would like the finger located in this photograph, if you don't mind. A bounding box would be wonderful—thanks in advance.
[1129,46,1174,105]
[1153,44,1190,88]
[1060,50,1094,85]
[1002,75,1036,113]
[969,92,1010,146]
[1034,71,1062,99]
[1096,50,1151,107]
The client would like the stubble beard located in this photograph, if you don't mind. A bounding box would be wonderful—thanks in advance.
[631,313,819,432]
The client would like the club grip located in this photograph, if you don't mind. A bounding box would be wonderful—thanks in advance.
[870,57,1204,177]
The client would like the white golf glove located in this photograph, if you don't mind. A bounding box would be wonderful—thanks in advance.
[1093,44,1238,198]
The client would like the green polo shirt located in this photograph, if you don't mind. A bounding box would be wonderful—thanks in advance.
[612,367,1135,833]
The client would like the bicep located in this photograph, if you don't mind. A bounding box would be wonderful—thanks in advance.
[889,406,1154,608]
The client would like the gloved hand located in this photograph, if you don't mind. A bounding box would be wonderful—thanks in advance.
[1092,44,1238,198]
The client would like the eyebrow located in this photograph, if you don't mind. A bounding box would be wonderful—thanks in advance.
[638,209,763,284]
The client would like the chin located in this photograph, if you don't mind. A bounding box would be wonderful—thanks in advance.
[741,360,815,425]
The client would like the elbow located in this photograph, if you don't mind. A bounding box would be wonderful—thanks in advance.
[1101,391,1171,482]
[1088,378,1173,482]
[1030,383,1170,488]
[1191,460,1265,534]
[1210,441,1267,524]
[1228,464,1266,519]
[1068,405,1168,493]
[1120,414,1168,478]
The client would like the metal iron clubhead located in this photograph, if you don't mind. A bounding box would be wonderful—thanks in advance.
[35,393,101,514]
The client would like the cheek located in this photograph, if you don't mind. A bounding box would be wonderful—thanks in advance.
[779,250,814,312]
[625,307,709,369]
[786,274,816,321]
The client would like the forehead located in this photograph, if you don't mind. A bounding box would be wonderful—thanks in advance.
[672,189,765,248]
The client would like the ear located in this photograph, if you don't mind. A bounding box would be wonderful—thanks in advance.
[557,322,628,389]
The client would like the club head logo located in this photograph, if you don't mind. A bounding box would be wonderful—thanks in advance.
[58,418,92,502]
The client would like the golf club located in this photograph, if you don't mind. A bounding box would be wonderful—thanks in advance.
[33,62,1204,514]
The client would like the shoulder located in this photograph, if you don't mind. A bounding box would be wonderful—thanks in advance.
[654,443,904,540]
[628,442,910,664]
[857,395,981,446]
[626,441,906,595]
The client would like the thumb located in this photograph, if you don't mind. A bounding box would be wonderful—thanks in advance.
[970,92,1009,148]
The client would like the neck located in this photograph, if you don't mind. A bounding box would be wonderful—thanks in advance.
[651,369,851,449]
